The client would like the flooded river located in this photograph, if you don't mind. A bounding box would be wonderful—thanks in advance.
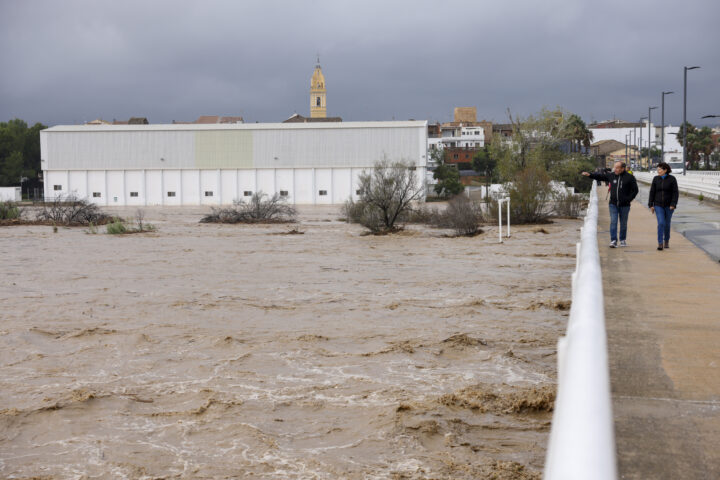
[0,206,577,479]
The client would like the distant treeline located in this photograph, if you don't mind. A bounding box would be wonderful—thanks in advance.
[0,119,46,189]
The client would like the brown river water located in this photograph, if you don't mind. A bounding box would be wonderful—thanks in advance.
[0,206,578,479]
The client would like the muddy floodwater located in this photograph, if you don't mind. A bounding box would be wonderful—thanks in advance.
[0,206,578,479]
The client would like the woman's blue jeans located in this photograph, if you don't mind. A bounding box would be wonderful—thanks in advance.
[654,206,674,244]
[609,204,630,242]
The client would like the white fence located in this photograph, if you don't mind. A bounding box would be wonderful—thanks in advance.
[544,181,617,480]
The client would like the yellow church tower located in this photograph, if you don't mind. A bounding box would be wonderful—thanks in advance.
[310,57,327,118]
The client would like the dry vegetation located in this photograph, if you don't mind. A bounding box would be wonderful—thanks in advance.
[200,192,297,224]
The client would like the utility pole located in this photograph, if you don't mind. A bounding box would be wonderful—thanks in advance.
[661,91,674,164]
[625,134,628,166]
[683,66,700,175]
[639,116,647,169]
[648,106,657,169]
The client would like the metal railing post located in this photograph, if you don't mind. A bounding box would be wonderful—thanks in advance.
[498,197,503,243]
[506,196,510,237]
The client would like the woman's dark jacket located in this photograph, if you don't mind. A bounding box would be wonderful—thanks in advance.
[648,174,679,208]
[587,171,639,207]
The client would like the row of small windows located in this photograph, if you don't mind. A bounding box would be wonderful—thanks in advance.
[53,187,358,198]
[163,190,335,197]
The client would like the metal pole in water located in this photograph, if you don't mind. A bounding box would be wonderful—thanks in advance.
[506,197,510,237]
[498,198,503,243]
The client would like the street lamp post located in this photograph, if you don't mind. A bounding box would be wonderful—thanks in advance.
[661,91,674,163]
[683,66,700,175]
[649,106,658,169]
[639,117,647,168]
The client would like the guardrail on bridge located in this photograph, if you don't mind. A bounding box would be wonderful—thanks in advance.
[544,182,617,480]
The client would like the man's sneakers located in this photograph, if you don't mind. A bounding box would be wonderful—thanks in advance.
[619,240,627,247]
[609,240,618,248]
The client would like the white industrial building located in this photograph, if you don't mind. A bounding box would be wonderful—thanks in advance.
[40,121,428,206]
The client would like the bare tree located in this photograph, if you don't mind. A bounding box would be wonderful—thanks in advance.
[347,159,424,234]
[135,209,146,231]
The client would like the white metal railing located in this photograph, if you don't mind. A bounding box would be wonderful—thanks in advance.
[687,170,720,177]
[634,171,720,199]
[544,181,617,480]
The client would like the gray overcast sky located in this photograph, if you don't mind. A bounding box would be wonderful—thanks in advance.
[1,0,718,127]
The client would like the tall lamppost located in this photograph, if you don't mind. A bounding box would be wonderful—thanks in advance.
[625,134,628,165]
[683,66,700,175]
[661,91,674,163]
[639,116,647,168]
[649,106,658,168]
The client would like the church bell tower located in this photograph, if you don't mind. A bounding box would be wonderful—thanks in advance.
[310,57,327,118]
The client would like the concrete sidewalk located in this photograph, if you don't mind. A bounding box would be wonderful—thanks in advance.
[596,193,720,479]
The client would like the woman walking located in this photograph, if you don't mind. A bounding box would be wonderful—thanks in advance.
[648,162,679,251]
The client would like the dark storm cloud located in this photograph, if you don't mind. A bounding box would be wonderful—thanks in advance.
[1,0,718,126]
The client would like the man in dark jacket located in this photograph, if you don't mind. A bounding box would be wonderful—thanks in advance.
[582,161,639,248]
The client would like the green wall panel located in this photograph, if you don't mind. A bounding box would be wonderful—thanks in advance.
[195,130,253,168]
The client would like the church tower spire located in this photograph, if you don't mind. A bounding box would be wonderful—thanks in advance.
[310,57,327,118]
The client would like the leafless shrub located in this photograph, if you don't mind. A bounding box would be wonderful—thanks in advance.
[36,195,112,226]
[200,192,297,224]
[431,195,484,237]
[342,159,424,234]
[400,203,437,224]
[552,191,587,218]
[135,209,146,231]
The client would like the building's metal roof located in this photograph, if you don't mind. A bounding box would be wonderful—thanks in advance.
[43,120,428,133]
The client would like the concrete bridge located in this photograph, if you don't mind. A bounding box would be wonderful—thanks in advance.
[545,184,720,479]
[599,190,720,479]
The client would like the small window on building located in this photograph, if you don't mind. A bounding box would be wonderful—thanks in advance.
[316,96,321,106]
[167,191,176,197]
[408,166,416,171]
[356,189,362,195]
[279,190,289,197]
[130,192,139,197]
[53,185,62,191]
[453,154,459,159]
[92,192,101,198]
[243,191,253,197]
[318,190,327,196]
[204,191,213,197]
